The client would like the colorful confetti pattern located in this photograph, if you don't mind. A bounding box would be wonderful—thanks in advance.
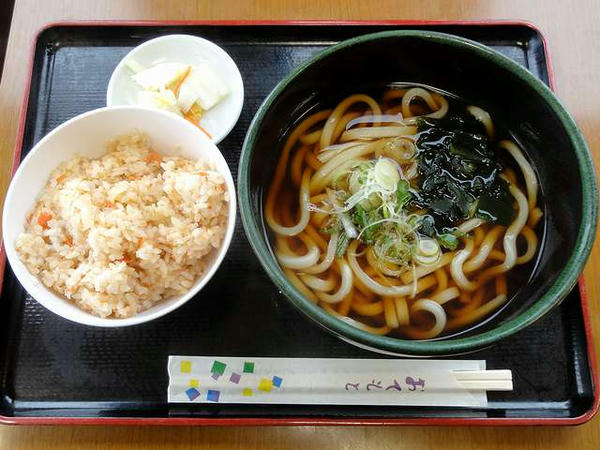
[185,387,200,401]
[207,389,220,402]
[211,360,227,375]
[178,359,283,403]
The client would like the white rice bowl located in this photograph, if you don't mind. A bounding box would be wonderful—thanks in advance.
[15,132,229,318]
[2,106,236,327]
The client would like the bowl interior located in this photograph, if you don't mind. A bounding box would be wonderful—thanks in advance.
[240,31,597,355]
[2,106,237,327]
[106,34,245,144]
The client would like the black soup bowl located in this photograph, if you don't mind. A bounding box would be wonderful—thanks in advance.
[238,30,598,356]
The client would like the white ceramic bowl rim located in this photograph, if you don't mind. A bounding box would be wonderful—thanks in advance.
[1,106,237,327]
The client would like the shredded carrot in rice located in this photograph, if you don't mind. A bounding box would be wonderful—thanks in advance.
[37,212,52,229]
[115,253,132,264]
[145,150,163,164]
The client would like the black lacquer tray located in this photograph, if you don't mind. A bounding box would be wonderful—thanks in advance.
[0,21,596,425]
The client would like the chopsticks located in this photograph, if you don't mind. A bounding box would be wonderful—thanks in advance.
[169,356,513,407]
[453,370,513,391]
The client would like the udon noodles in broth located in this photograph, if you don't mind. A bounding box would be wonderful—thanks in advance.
[265,86,542,339]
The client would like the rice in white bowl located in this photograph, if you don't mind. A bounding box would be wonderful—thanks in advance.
[15,132,229,318]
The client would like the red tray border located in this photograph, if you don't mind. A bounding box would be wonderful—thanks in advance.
[0,19,596,427]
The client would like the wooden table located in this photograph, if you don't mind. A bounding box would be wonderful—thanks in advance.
[1,0,599,448]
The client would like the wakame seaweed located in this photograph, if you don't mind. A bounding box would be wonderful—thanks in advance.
[412,114,515,234]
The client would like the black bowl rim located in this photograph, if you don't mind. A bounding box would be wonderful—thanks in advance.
[238,30,598,356]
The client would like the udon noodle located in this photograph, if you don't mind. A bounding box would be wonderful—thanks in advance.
[265,86,542,339]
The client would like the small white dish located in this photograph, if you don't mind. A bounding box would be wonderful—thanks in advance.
[1,106,237,327]
[106,34,244,144]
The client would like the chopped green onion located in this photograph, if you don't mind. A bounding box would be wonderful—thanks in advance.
[418,238,439,257]
[396,180,411,208]
[335,232,350,258]
[414,237,441,266]
[374,158,400,191]
[352,204,381,245]
[320,219,341,235]
[437,233,459,250]
[414,252,440,266]
[382,204,391,219]
[339,212,358,239]
[348,170,361,194]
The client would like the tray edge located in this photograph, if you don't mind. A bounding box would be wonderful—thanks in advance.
[0,18,596,427]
